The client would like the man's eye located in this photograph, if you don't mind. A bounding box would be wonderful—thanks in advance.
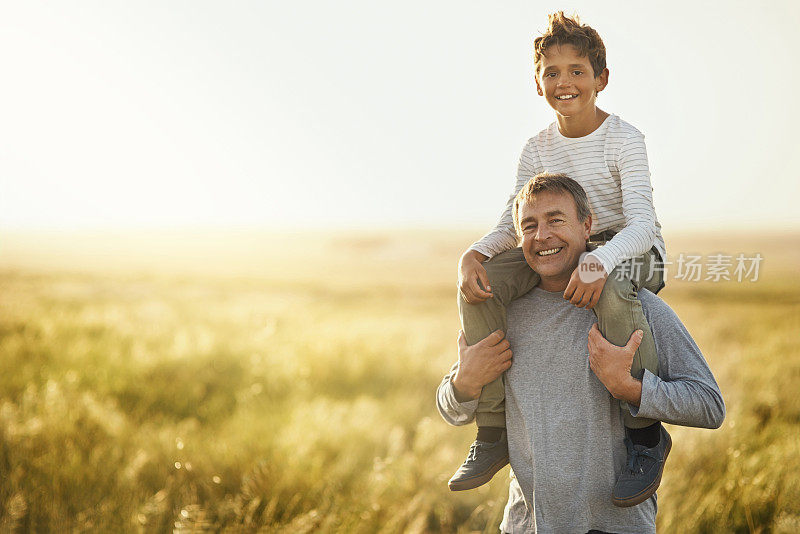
[551,219,564,224]
[524,225,536,232]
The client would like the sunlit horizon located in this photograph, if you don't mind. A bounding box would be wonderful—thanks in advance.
[2,1,799,232]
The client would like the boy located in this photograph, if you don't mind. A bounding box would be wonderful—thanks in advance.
[448,12,669,507]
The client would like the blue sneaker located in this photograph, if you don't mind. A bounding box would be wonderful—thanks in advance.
[612,424,672,507]
[448,431,509,491]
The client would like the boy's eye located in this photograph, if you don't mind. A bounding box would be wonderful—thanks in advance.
[572,70,583,76]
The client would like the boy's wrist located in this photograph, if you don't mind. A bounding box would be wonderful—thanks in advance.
[463,248,488,263]
[584,250,611,278]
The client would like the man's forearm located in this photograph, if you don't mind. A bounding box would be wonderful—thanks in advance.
[451,371,481,403]
[635,371,726,429]
[436,363,479,427]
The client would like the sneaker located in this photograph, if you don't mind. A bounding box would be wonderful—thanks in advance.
[612,424,672,507]
[448,431,509,491]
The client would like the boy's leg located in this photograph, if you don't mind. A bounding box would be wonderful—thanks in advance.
[593,248,662,429]
[448,247,539,491]
[593,248,671,507]
[458,247,540,427]
[638,245,666,295]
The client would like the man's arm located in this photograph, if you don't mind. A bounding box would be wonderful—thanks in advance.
[632,292,726,428]
[436,331,513,426]
[587,290,725,429]
[436,362,479,426]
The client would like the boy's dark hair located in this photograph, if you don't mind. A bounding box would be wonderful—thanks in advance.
[513,172,593,236]
[533,12,606,78]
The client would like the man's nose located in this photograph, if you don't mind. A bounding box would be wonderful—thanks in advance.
[535,225,553,242]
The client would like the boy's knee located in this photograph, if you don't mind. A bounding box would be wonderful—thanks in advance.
[482,260,504,284]
[483,250,536,304]
[595,269,636,311]
[483,248,526,274]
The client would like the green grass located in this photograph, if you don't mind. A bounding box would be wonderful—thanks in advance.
[0,230,798,532]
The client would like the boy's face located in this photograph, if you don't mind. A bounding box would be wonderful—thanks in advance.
[535,44,609,118]
[518,190,592,283]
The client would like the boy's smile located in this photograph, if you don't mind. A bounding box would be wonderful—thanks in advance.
[535,44,609,132]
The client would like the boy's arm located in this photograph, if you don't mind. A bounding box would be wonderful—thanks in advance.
[468,140,539,259]
[588,132,658,276]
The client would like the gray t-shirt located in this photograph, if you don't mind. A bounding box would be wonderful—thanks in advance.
[437,288,725,534]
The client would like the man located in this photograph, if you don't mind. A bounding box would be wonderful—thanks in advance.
[437,173,725,533]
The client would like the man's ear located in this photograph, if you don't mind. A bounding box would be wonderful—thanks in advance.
[583,215,592,240]
[595,68,609,94]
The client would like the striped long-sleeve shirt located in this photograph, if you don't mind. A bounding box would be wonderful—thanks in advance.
[470,114,666,275]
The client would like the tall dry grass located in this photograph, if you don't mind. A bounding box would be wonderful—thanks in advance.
[0,229,797,532]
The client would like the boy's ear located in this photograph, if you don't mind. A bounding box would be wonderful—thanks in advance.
[595,68,609,94]
[535,76,544,96]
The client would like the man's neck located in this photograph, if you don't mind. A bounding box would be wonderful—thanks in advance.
[556,107,610,138]
[537,275,571,293]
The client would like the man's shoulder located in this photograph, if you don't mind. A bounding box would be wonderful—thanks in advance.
[637,289,682,328]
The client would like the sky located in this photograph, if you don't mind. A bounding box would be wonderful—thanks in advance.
[1,0,799,232]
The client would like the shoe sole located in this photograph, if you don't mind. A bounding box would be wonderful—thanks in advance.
[612,433,672,508]
[448,455,510,492]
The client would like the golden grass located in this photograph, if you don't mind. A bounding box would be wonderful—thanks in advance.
[0,229,797,532]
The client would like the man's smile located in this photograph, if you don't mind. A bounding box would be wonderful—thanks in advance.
[537,247,563,256]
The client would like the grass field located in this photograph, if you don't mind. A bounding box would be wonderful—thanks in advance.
[0,229,798,532]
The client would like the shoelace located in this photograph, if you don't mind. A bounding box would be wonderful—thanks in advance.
[467,439,496,462]
[467,441,483,462]
[624,438,659,474]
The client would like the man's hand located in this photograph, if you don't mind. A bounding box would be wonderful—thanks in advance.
[459,249,492,304]
[564,254,608,309]
[452,330,512,401]
[587,323,643,406]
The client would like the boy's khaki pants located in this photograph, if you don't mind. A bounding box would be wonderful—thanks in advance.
[458,242,664,429]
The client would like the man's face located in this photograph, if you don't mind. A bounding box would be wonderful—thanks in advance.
[535,44,608,119]
[518,190,591,282]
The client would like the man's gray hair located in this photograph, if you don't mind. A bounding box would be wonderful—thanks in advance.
[512,172,593,236]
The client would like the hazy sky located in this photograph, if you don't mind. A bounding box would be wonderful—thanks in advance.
[2,1,799,231]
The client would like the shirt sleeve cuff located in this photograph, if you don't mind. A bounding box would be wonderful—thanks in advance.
[469,244,495,260]
[626,369,659,419]
[585,249,615,277]
[440,378,479,424]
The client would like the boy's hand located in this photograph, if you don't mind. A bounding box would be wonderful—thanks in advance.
[564,254,608,309]
[452,330,512,401]
[459,250,492,304]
